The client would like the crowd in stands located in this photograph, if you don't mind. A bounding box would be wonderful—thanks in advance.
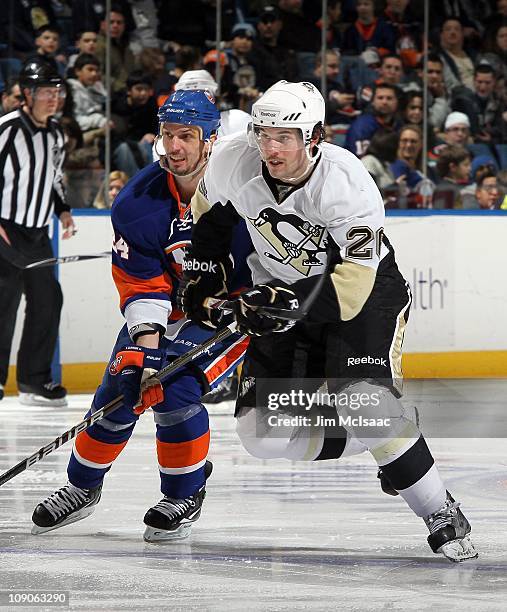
[1,0,506,209]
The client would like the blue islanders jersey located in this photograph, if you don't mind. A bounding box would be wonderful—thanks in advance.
[111,162,252,334]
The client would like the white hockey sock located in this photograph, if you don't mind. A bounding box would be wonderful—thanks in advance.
[397,464,447,517]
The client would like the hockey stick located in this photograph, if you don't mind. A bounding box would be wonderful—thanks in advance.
[0,236,110,270]
[23,251,110,270]
[0,322,238,488]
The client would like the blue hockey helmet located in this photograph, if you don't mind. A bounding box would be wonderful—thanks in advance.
[157,90,220,141]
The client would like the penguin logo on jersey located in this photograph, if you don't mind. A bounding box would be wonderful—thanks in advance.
[248,208,327,275]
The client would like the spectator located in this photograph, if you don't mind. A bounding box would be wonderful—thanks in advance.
[155,46,202,105]
[316,0,343,49]
[357,53,418,100]
[402,91,422,125]
[251,5,299,91]
[0,0,57,58]
[342,0,396,56]
[383,0,423,68]
[174,70,251,136]
[0,78,23,117]
[111,70,158,176]
[277,0,321,53]
[472,169,500,209]
[33,25,66,75]
[203,50,236,109]
[361,129,399,192]
[438,18,476,92]
[95,5,137,93]
[433,145,473,208]
[70,0,135,39]
[311,50,358,124]
[452,63,503,143]
[496,169,507,209]
[67,30,98,75]
[60,116,103,208]
[478,20,507,81]
[226,23,260,111]
[471,154,499,182]
[442,111,472,146]
[392,124,423,177]
[390,125,433,207]
[416,54,451,131]
[139,47,167,92]
[93,170,129,209]
[380,53,423,92]
[67,53,108,134]
[432,0,493,41]
[128,0,161,56]
[484,0,507,32]
[345,83,401,157]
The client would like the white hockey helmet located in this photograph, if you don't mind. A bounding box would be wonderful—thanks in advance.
[251,80,325,160]
[175,69,219,97]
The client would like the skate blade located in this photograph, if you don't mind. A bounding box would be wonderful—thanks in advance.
[19,393,67,408]
[143,523,192,543]
[31,506,96,535]
[438,534,479,562]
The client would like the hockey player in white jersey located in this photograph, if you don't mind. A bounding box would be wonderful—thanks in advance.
[178,80,478,562]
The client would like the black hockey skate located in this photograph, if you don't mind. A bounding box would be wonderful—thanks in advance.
[19,382,67,407]
[424,492,478,562]
[0,384,4,401]
[202,373,238,404]
[31,482,102,534]
[143,460,213,542]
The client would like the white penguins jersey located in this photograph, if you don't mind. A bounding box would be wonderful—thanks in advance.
[192,131,392,321]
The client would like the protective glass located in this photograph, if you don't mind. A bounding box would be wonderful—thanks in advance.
[34,86,66,101]
[252,126,306,153]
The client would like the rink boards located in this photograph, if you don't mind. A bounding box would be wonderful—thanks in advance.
[6,210,507,393]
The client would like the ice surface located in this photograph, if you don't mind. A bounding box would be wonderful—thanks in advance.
[0,388,506,611]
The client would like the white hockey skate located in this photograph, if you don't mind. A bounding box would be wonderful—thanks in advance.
[424,492,478,562]
[143,461,212,542]
[31,482,102,534]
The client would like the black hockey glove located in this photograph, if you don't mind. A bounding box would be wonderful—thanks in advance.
[232,282,300,336]
[177,248,231,329]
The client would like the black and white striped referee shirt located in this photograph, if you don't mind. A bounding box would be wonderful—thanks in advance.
[0,108,69,228]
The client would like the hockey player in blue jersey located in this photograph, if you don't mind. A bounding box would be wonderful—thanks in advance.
[31,90,250,541]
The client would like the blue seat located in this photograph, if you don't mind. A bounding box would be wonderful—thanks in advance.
[467,143,494,160]
[296,52,316,82]
[0,57,22,81]
[495,144,507,170]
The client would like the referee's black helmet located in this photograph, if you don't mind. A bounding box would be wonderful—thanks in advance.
[19,58,63,90]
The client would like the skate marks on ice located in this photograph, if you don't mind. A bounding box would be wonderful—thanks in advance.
[0,394,506,610]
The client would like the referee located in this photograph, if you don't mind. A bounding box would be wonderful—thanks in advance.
[0,58,76,407]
